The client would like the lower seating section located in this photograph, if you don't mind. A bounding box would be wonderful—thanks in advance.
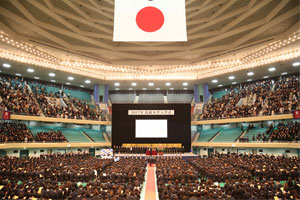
[81,128,105,142]
[198,128,221,142]
[109,93,136,103]
[213,128,242,142]
[0,121,34,143]
[56,128,90,143]
[138,94,164,103]
[243,127,267,142]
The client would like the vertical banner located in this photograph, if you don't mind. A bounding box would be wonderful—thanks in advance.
[3,111,10,120]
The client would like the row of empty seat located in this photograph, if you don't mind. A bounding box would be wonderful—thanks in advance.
[198,128,243,142]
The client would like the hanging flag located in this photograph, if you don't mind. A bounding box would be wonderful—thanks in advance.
[113,0,187,42]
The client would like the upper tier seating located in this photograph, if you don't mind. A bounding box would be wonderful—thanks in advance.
[198,128,221,142]
[63,88,91,102]
[81,128,105,142]
[139,93,164,103]
[109,93,136,103]
[212,89,238,99]
[213,128,242,142]
[58,128,91,143]
[167,93,193,103]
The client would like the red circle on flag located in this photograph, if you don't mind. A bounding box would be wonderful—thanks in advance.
[136,6,164,32]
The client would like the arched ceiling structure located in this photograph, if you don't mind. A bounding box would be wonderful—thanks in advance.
[0,0,299,81]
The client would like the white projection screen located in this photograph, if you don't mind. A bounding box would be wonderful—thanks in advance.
[135,119,168,138]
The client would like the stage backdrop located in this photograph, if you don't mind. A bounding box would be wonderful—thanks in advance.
[112,104,191,152]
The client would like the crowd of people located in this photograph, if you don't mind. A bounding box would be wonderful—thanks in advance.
[269,121,300,142]
[0,153,145,199]
[0,121,33,143]
[35,130,67,143]
[71,98,103,121]
[113,146,185,154]
[156,153,300,199]
[199,75,299,120]
[0,77,40,116]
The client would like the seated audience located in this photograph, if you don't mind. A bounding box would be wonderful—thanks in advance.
[0,121,33,143]
[35,130,67,142]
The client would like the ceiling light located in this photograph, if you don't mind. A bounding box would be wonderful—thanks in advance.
[114,82,120,86]
[115,88,119,90]
[15,73,21,76]
[247,79,252,82]
[27,68,34,73]
[263,76,269,79]
[2,63,10,68]
[183,88,188,90]
[66,82,71,85]
[212,79,218,83]
[80,85,85,88]
[85,80,91,84]
[68,76,74,80]
[228,76,235,80]
[183,82,188,86]
[165,82,171,86]
[131,82,137,86]
[281,72,288,75]
[218,84,223,87]
[156,88,160,90]
[232,82,237,84]
[292,62,300,66]
[129,88,133,90]
[170,88,174,90]
[142,88,147,90]
[51,80,56,83]
[0,70,1,73]
[49,72,55,77]
[247,72,254,76]
[268,67,276,72]
[34,77,40,80]
[148,82,154,86]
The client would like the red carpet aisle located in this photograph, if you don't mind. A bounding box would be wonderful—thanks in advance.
[144,164,158,200]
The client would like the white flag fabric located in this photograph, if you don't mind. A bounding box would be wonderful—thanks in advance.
[113,0,187,42]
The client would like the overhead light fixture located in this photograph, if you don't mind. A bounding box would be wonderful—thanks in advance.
[68,76,74,80]
[148,82,154,86]
[218,84,223,87]
[247,79,252,82]
[80,85,85,88]
[2,63,10,68]
[247,72,254,76]
[232,82,237,84]
[212,79,218,83]
[115,88,120,90]
[15,73,21,76]
[165,82,171,86]
[34,77,40,79]
[183,82,188,86]
[281,72,288,75]
[263,76,269,79]
[49,72,55,77]
[114,82,120,86]
[292,61,300,66]
[85,80,91,84]
[268,67,276,72]
[131,82,137,86]
[156,88,160,90]
[142,88,147,90]
[66,82,71,85]
[27,68,34,73]
[183,88,188,90]
[51,80,56,83]
[228,76,235,80]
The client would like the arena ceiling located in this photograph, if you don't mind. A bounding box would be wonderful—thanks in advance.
[0,0,299,84]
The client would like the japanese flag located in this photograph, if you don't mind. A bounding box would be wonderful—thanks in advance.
[113,0,187,42]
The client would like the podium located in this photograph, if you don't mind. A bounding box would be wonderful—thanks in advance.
[146,150,157,156]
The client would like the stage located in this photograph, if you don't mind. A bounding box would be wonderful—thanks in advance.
[114,152,198,161]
